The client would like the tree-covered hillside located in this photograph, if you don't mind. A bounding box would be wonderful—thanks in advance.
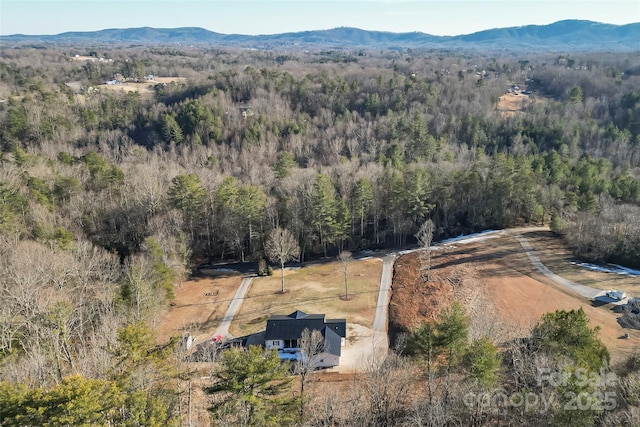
[2,20,639,51]
[0,46,639,425]
[2,47,638,266]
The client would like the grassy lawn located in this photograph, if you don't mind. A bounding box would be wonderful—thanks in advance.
[155,274,243,344]
[229,258,382,336]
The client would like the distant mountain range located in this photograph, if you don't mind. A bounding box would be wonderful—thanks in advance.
[2,20,639,51]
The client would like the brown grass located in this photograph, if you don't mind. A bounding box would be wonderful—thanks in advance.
[496,92,529,115]
[99,77,187,95]
[390,231,639,364]
[229,258,382,336]
[521,230,640,297]
[495,90,545,118]
[154,274,243,344]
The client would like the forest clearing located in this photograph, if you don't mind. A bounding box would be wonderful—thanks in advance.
[389,229,639,365]
[228,258,382,336]
[99,76,188,94]
[149,227,640,424]
[158,228,638,367]
[496,91,536,116]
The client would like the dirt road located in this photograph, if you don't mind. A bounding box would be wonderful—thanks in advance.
[332,254,395,372]
[389,227,639,363]
[372,255,395,331]
[512,231,600,298]
[511,230,630,306]
[212,277,253,339]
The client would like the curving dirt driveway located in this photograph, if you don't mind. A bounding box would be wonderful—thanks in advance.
[509,229,628,305]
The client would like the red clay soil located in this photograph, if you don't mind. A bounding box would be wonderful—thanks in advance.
[388,232,640,364]
[388,253,455,343]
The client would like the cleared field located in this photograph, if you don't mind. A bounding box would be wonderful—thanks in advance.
[158,229,638,364]
[390,229,639,364]
[496,92,535,117]
[229,258,382,337]
[99,76,187,94]
[154,274,243,345]
[495,81,549,118]
[521,230,639,297]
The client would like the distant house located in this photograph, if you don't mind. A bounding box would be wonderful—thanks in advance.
[265,310,346,368]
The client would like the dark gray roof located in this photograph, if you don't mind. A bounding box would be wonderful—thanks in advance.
[288,310,308,319]
[264,310,346,341]
[325,320,346,339]
[321,327,342,357]
[268,312,325,322]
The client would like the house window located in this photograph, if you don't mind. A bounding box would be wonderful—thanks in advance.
[284,339,299,348]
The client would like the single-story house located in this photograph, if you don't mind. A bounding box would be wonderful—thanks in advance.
[265,310,346,368]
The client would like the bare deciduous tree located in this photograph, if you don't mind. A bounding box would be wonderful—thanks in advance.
[415,219,434,282]
[361,351,414,427]
[338,250,352,300]
[295,328,325,417]
[264,227,300,293]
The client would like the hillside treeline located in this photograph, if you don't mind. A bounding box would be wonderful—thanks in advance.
[1,47,639,267]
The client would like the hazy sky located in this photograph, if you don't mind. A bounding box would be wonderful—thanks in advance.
[1,0,639,36]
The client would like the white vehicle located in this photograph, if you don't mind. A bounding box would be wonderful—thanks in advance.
[605,290,627,300]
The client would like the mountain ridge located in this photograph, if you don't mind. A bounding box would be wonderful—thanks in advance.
[2,20,639,51]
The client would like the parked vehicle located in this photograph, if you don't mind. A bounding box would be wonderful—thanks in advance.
[605,290,627,300]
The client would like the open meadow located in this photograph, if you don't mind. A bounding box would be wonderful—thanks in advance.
[229,258,382,337]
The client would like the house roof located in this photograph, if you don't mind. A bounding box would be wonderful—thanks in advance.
[264,310,346,342]
[288,310,309,319]
[324,320,346,338]
[321,326,342,357]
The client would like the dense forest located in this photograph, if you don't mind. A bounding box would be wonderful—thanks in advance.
[1,45,639,425]
[2,47,639,265]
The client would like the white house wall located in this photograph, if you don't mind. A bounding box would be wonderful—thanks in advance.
[266,339,283,350]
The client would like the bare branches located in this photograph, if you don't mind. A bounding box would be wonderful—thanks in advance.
[264,227,300,293]
[295,328,326,417]
[415,219,434,282]
[338,250,352,300]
